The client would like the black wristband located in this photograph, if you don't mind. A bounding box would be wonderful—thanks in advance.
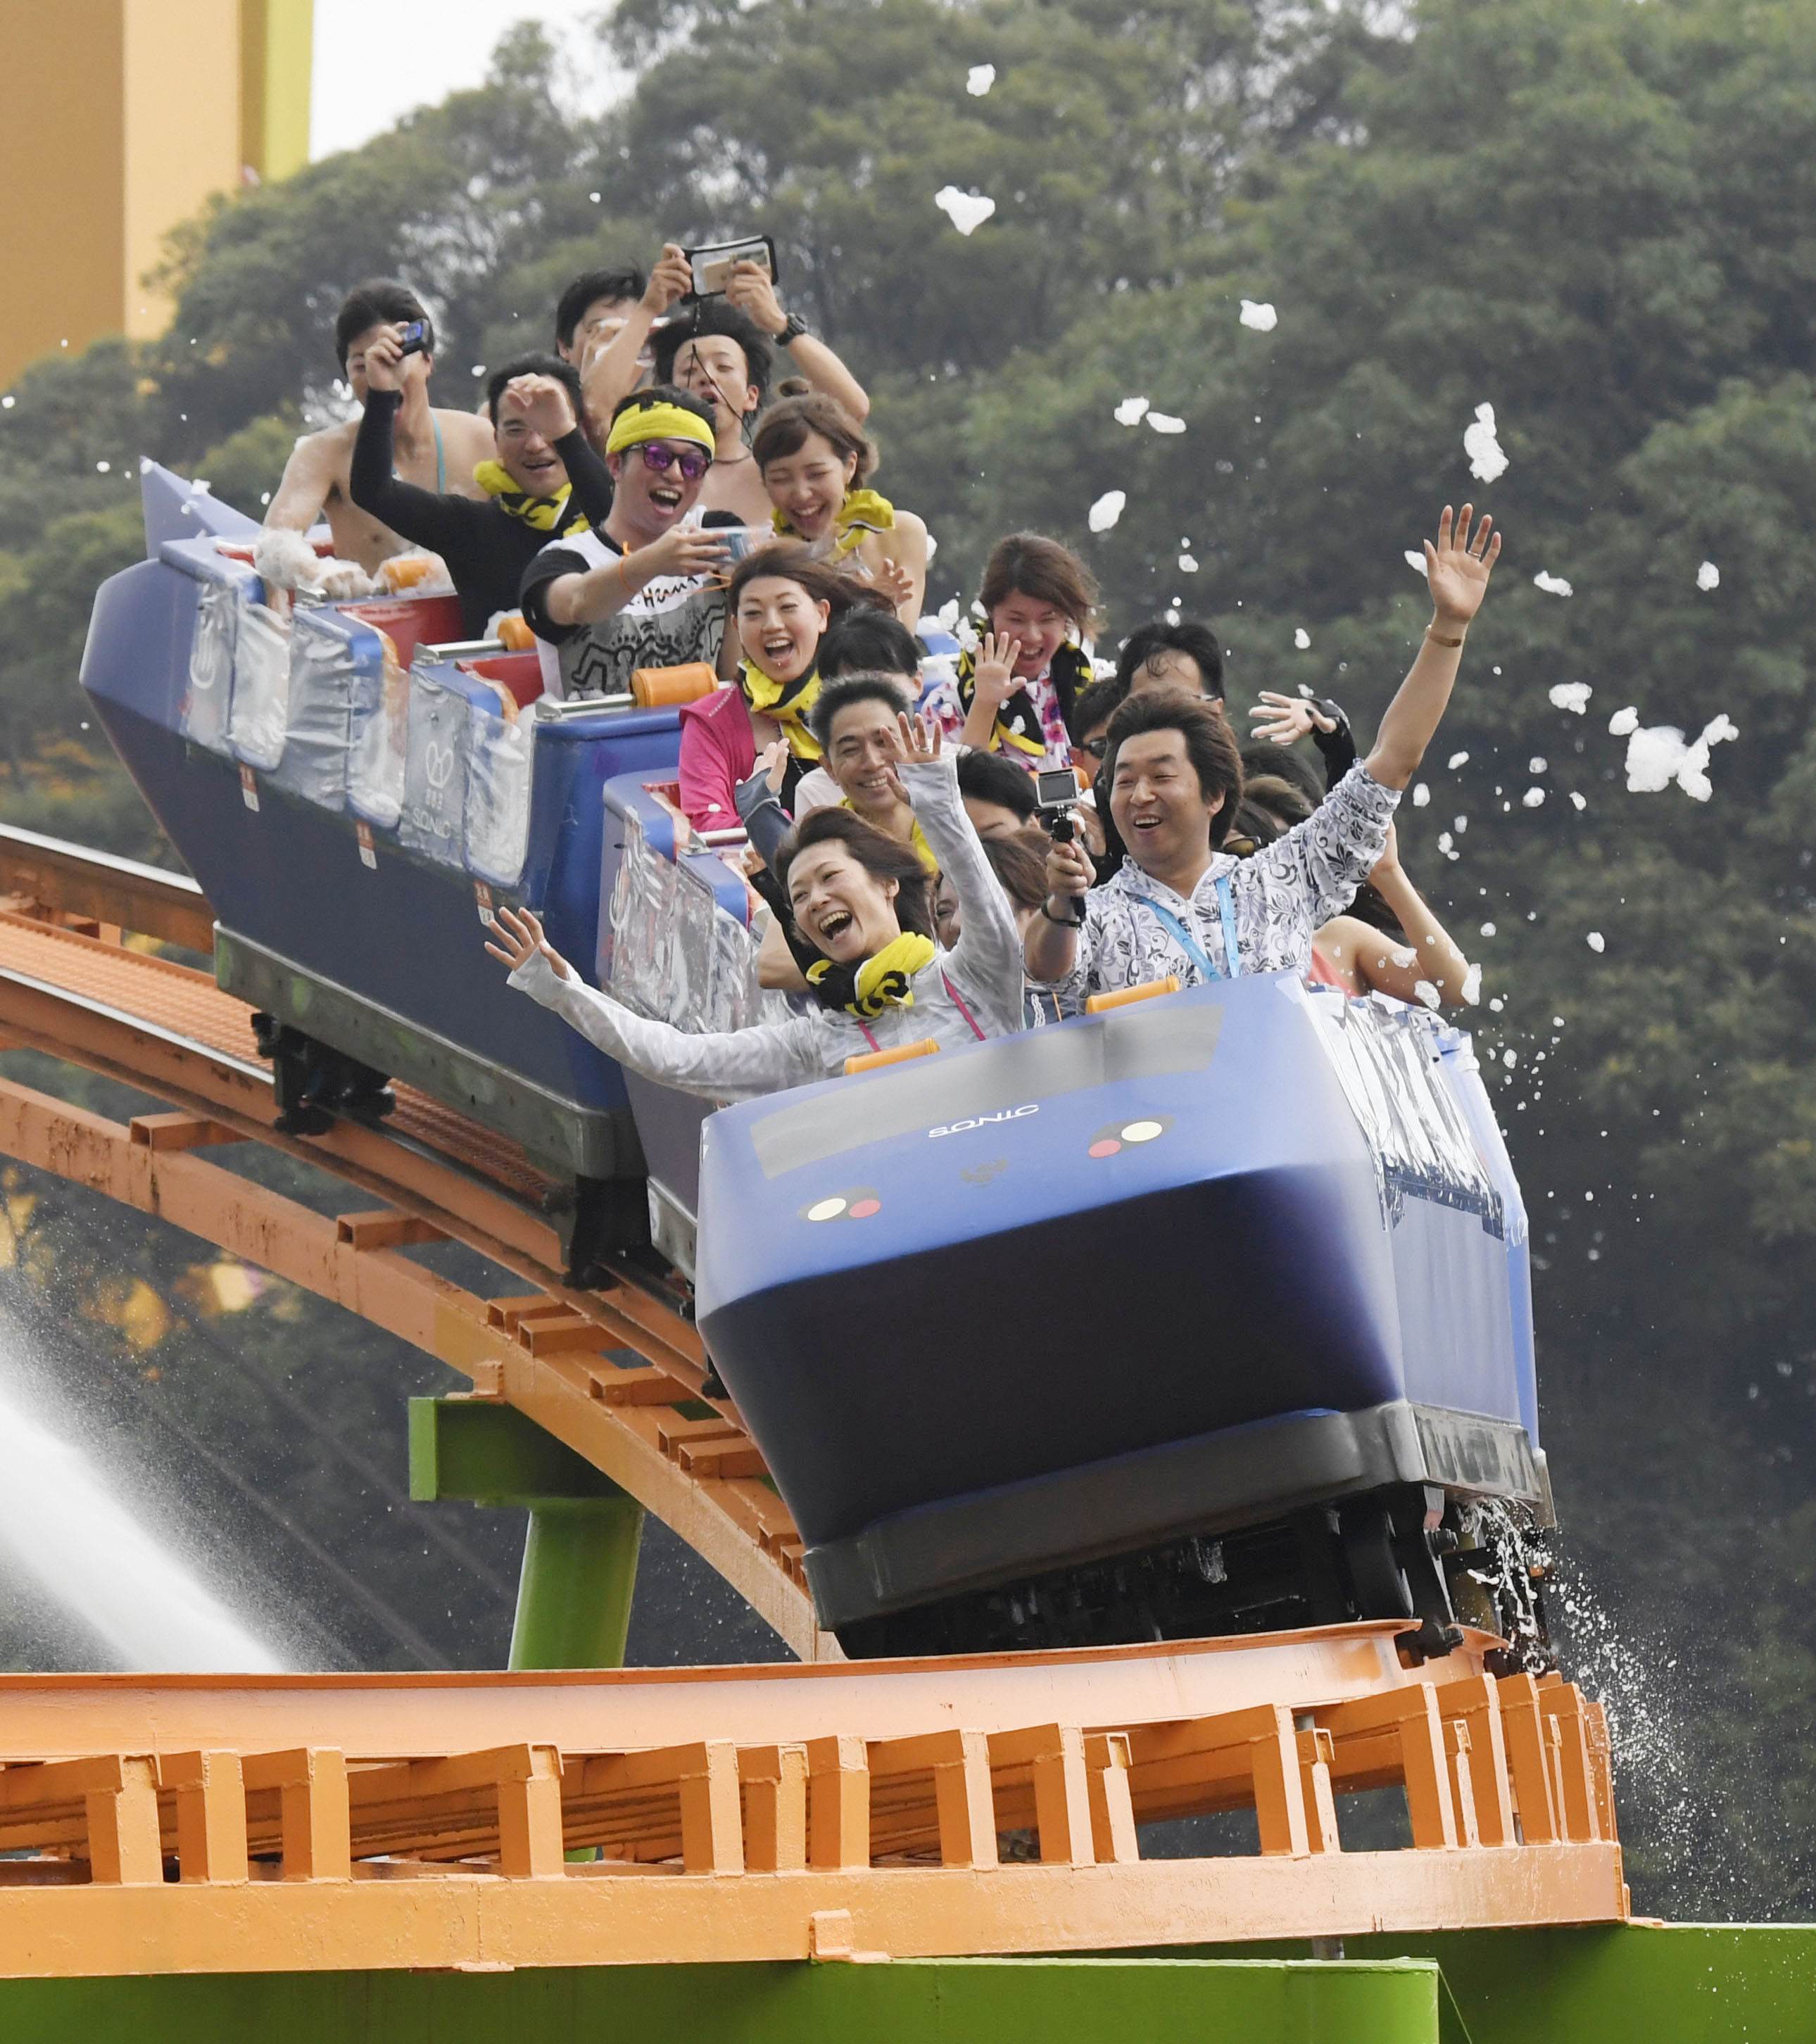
[778,311,811,346]
[1041,900,1084,929]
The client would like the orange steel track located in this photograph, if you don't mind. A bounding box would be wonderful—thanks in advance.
[0,836,1629,1969]
[0,1634,1627,1974]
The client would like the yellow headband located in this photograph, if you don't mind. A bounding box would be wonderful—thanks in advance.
[605,401,717,458]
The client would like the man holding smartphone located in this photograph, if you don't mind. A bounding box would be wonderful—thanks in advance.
[580,239,872,519]
[263,280,496,575]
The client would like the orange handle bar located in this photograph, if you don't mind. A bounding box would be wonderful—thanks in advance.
[1085,976,1181,1015]
[632,662,720,708]
[843,1038,940,1076]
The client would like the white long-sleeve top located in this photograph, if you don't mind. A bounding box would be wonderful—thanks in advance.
[508,754,1025,1102]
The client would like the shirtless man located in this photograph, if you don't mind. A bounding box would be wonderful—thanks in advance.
[262,280,496,575]
[582,243,871,525]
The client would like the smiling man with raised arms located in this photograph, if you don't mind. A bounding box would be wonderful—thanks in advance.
[1025,506,1500,1000]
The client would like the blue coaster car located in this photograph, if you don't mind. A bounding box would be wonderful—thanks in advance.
[82,466,1551,1663]
[695,972,1552,1661]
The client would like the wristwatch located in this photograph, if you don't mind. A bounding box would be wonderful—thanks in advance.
[778,310,811,347]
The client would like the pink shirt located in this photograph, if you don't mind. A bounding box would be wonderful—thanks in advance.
[677,686,755,831]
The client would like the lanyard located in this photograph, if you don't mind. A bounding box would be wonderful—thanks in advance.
[1138,874,1241,982]
[855,971,986,1053]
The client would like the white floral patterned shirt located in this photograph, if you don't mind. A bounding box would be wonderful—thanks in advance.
[1033,764,1401,1001]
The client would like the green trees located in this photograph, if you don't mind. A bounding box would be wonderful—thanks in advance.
[0,0,1811,1909]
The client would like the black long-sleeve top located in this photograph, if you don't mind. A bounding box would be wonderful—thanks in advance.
[348,390,616,640]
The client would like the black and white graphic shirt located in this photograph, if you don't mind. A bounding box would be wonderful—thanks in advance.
[519,510,737,700]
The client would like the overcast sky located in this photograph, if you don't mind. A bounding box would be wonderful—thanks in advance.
[309,1,620,160]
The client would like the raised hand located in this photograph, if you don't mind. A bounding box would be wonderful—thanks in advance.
[971,632,1023,710]
[362,326,407,394]
[869,557,916,614]
[1423,504,1501,628]
[889,709,943,767]
[636,526,731,584]
[498,373,577,442]
[1045,833,1095,904]
[1250,690,1336,746]
[484,904,572,981]
[645,243,693,316]
[726,260,788,338]
[757,736,790,795]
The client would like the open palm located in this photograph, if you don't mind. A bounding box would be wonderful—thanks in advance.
[1423,505,1500,625]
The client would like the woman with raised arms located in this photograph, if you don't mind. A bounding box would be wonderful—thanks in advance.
[486,715,1026,1101]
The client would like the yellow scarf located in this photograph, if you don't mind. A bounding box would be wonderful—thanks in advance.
[740,657,824,760]
[807,931,937,1018]
[957,639,1092,762]
[840,797,937,873]
[473,460,591,536]
[772,487,897,564]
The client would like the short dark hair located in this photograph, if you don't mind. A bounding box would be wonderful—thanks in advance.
[983,826,1050,911]
[752,392,874,481]
[1116,620,1224,700]
[808,671,913,750]
[978,533,1098,633]
[957,747,1040,822]
[336,280,433,374]
[1102,690,1244,849]
[653,300,774,408]
[778,807,933,942]
[607,384,717,439]
[1239,740,1323,807]
[1072,678,1125,741]
[819,607,921,680]
[555,265,646,347]
[485,351,584,426]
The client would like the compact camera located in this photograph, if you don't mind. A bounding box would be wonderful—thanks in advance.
[398,320,429,358]
[684,236,778,299]
[1035,766,1086,843]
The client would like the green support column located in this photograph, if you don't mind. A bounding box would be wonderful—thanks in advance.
[409,1399,644,1670]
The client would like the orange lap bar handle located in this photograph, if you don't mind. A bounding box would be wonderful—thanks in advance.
[1085,976,1181,1015]
[632,662,720,708]
[844,1038,940,1076]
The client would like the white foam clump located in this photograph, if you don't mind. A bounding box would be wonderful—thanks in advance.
[1461,962,1483,1005]
[1405,549,1428,576]
[1147,412,1187,434]
[966,63,995,94]
[1550,682,1592,714]
[935,598,961,632]
[1239,300,1278,332]
[1608,705,1639,736]
[924,532,938,562]
[935,187,995,235]
[1087,490,1126,534]
[1294,627,1311,650]
[1412,783,1431,807]
[1413,980,1442,1010]
[1587,931,1606,953]
[1464,403,1508,484]
[1522,787,1546,807]
[1533,570,1574,597]
[1697,560,1720,591]
[1624,712,1739,801]
[1178,553,1199,573]
[1114,396,1149,426]
[1448,750,1470,769]
[1570,791,1587,810]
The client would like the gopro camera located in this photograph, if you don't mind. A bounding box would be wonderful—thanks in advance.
[398,320,428,358]
[1035,765,1085,844]
[684,236,778,299]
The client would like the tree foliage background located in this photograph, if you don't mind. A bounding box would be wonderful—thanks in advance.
[0,0,1811,1913]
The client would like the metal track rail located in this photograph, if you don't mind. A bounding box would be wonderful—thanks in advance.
[0,1639,1626,1974]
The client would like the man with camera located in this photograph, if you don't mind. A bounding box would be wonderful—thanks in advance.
[518,387,740,700]
[581,240,871,523]
[1026,507,1499,1004]
[263,281,496,576]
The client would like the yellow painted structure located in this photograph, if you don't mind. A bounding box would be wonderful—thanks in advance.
[0,0,313,389]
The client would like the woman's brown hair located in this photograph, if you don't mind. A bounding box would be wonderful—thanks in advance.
[978,532,1099,633]
[776,807,933,942]
[751,393,876,481]
[727,543,896,619]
